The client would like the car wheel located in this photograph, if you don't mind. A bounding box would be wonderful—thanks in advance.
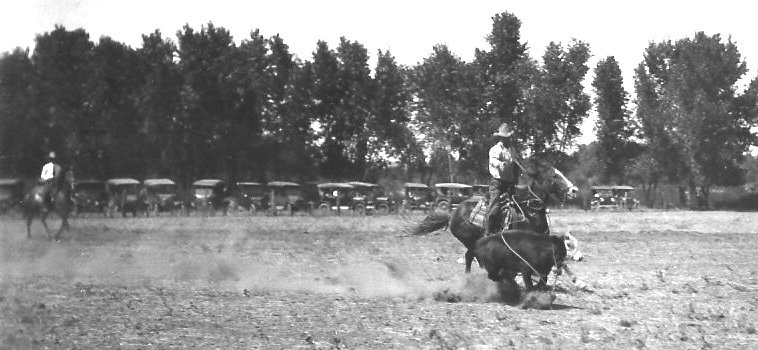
[249,204,257,215]
[354,203,365,215]
[437,201,450,212]
[286,203,294,216]
[318,203,329,215]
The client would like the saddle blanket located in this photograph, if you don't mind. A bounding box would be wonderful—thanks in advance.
[468,198,524,230]
[468,199,488,228]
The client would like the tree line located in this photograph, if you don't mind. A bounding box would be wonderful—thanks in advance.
[1,12,756,207]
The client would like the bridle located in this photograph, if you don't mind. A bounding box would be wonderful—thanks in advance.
[498,167,574,235]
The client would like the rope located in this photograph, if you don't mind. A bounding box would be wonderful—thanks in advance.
[499,233,543,279]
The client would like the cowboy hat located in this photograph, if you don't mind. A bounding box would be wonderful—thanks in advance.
[493,123,514,138]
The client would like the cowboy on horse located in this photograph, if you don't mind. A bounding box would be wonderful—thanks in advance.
[40,151,63,211]
[484,123,522,236]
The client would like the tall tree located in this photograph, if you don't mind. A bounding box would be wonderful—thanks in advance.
[311,40,345,178]
[592,56,634,183]
[472,12,529,178]
[227,29,268,181]
[412,44,481,182]
[632,43,684,205]
[281,59,318,181]
[529,40,591,155]
[175,23,237,181]
[32,26,94,164]
[87,36,143,178]
[475,12,528,125]
[634,33,756,207]
[369,50,415,170]
[136,30,183,181]
[0,49,38,176]
[334,37,373,179]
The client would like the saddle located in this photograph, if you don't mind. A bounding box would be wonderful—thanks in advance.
[467,197,525,231]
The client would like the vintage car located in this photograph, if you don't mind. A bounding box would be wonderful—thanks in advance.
[433,183,473,211]
[0,178,24,215]
[227,181,268,214]
[72,179,107,216]
[316,182,355,214]
[191,179,228,214]
[348,181,394,215]
[267,181,308,215]
[402,182,433,213]
[106,178,145,217]
[590,185,640,210]
[143,178,182,215]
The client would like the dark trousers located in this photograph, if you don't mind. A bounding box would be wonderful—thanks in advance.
[485,178,514,235]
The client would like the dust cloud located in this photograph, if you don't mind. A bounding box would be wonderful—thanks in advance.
[1,221,510,304]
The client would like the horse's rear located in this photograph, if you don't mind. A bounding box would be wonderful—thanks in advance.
[22,184,71,240]
[22,185,48,239]
[448,199,487,250]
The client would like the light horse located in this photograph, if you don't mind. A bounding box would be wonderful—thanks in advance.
[22,171,73,240]
[413,161,580,273]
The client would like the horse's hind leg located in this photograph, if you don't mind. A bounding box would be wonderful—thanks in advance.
[464,250,475,273]
[25,216,32,239]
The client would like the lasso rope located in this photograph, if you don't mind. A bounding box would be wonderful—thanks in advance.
[499,233,543,279]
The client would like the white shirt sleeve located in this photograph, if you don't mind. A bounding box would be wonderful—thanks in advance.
[489,144,503,178]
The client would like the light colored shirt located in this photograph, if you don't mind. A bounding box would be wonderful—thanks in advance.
[489,142,515,179]
[41,162,57,180]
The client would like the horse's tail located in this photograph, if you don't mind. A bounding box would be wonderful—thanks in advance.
[412,211,451,236]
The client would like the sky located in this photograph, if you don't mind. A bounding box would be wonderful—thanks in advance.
[1,0,756,144]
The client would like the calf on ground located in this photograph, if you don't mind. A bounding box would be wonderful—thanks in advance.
[472,230,569,291]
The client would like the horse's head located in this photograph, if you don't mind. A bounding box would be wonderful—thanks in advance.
[523,162,578,204]
[548,167,579,200]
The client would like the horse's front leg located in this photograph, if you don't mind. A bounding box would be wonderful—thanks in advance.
[40,212,52,240]
[55,216,69,241]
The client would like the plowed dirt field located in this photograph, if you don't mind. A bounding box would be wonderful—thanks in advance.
[2,210,757,349]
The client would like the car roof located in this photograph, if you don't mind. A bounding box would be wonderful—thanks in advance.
[193,179,224,187]
[106,178,140,185]
[435,183,472,189]
[591,185,634,190]
[404,182,429,189]
[143,178,176,186]
[347,181,378,188]
[267,181,300,187]
[317,182,354,189]
[236,181,263,186]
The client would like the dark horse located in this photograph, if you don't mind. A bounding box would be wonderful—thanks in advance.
[413,161,579,273]
[22,173,73,240]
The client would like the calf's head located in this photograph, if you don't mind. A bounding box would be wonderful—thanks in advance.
[561,232,583,262]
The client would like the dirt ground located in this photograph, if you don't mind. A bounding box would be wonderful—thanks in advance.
[1,210,757,349]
